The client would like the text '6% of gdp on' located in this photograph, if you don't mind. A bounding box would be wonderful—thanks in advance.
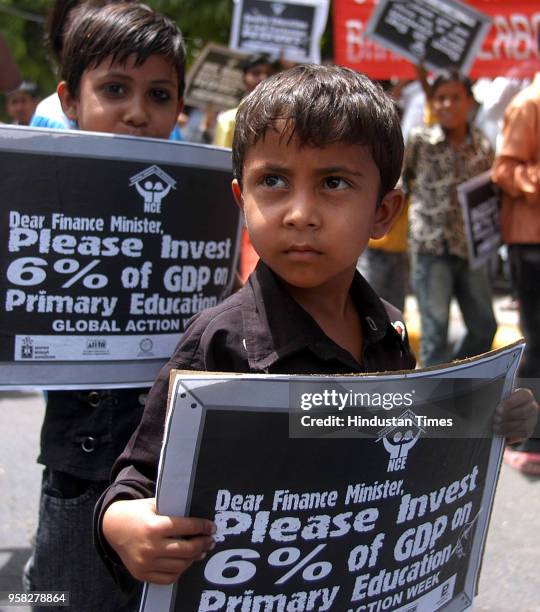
[204,545,332,586]
[7,257,109,289]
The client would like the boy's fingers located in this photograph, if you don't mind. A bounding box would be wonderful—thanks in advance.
[498,388,536,411]
[493,402,535,425]
[494,389,538,421]
[159,516,216,538]
[493,419,531,439]
[160,535,215,558]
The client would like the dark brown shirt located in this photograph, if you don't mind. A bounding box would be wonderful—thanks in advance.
[94,261,415,585]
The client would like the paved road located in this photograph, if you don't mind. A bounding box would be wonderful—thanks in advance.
[0,392,43,612]
[0,390,539,612]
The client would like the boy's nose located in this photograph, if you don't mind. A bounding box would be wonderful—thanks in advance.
[124,96,149,127]
[282,194,320,229]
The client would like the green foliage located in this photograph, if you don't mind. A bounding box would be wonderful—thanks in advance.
[0,1,54,103]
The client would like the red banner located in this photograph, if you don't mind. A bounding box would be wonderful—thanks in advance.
[334,0,540,79]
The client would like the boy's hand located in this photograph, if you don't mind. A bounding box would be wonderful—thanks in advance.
[102,497,216,584]
[493,387,539,444]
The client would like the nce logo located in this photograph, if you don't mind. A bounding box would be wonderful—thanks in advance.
[377,409,425,473]
[129,165,176,213]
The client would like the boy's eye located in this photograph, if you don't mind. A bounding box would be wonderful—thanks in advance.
[324,176,349,190]
[104,83,127,96]
[150,88,172,103]
[261,175,286,188]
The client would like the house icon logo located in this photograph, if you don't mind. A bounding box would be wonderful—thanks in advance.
[129,165,176,214]
[376,409,425,472]
[271,3,286,16]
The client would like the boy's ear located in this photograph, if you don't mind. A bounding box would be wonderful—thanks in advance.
[370,189,406,240]
[231,179,244,212]
[57,81,78,122]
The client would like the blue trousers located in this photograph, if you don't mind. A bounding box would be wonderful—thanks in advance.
[24,469,141,612]
[412,253,497,367]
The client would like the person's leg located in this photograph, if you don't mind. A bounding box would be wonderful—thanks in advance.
[504,245,540,469]
[509,245,540,377]
[357,248,408,312]
[452,257,497,361]
[412,253,453,366]
[25,469,141,612]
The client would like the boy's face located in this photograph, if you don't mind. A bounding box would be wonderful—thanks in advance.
[6,91,37,126]
[432,81,473,132]
[232,129,403,293]
[58,54,182,138]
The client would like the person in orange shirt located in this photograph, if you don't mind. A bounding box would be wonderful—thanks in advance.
[492,68,540,474]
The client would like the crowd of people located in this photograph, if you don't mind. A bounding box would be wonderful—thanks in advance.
[1,1,539,611]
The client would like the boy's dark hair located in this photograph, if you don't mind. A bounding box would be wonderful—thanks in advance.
[45,0,136,66]
[431,69,474,98]
[60,2,186,98]
[232,64,404,200]
[6,80,39,99]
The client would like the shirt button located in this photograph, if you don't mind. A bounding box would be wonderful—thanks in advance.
[81,436,96,453]
[87,391,101,407]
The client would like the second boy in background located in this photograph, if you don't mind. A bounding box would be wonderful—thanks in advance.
[24,4,185,611]
[403,70,497,367]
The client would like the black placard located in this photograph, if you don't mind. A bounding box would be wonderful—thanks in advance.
[141,345,523,612]
[230,0,328,64]
[458,171,501,269]
[364,0,491,75]
[184,44,249,112]
[0,127,241,388]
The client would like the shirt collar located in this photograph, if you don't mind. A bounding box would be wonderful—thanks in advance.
[241,261,393,371]
[427,123,480,148]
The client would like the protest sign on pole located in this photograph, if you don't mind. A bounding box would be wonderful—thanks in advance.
[457,171,501,270]
[334,0,540,79]
[230,0,330,63]
[184,44,249,112]
[363,0,492,75]
[0,126,241,390]
[141,342,524,612]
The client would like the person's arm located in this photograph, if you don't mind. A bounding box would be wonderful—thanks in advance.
[492,100,540,202]
[0,35,21,92]
[95,311,222,586]
[95,360,216,585]
[415,63,432,100]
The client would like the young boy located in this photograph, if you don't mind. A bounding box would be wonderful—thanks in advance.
[5,80,39,125]
[403,70,497,367]
[24,4,185,611]
[95,65,538,588]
